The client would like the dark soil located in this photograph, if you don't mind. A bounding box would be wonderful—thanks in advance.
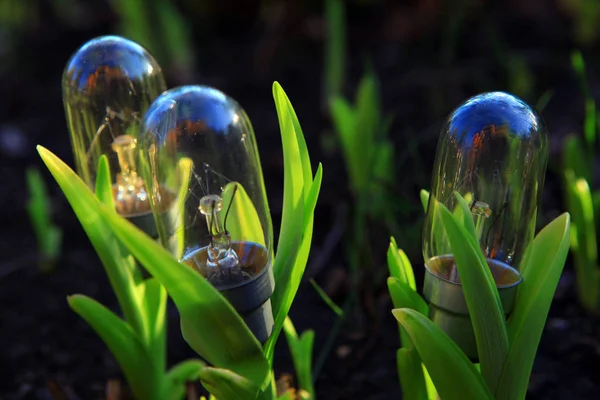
[1,1,599,399]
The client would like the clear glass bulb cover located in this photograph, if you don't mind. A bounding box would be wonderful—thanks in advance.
[140,86,273,290]
[423,92,549,284]
[62,35,167,216]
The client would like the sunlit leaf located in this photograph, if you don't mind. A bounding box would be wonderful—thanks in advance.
[387,237,416,290]
[38,146,146,338]
[393,308,493,400]
[439,204,508,393]
[283,318,315,398]
[497,213,571,400]
[68,295,160,399]
[199,367,260,400]
[222,182,265,247]
[163,359,205,400]
[564,172,599,311]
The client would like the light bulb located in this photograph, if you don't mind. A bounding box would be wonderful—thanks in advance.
[422,92,549,359]
[62,35,167,236]
[140,85,274,342]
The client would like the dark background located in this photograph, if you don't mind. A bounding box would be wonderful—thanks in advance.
[1,0,599,399]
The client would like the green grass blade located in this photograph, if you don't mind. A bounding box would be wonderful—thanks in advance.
[267,83,322,364]
[38,146,146,338]
[140,278,168,382]
[39,145,268,388]
[309,279,343,317]
[387,277,428,316]
[95,155,114,209]
[266,166,323,361]
[387,237,417,290]
[68,294,159,400]
[199,367,260,400]
[420,189,430,213]
[397,348,428,400]
[453,192,478,242]
[323,0,346,106]
[25,167,62,267]
[283,317,315,398]
[439,205,508,393]
[497,213,571,400]
[163,359,205,400]
[99,202,269,388]
[393,308,493,400]
[564,173,599,311]
[563,135,592,183]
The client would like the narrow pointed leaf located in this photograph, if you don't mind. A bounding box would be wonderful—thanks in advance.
[439,205,508,393]
[397,348,428,400]
[393,308,493,400]
[140,278,167,379]
[420,189,430,213]
[163,359,205,400]
[497,213,571,400]
[67,295,159,400]
[99,202,269,387]
[283,318,315,398]
[199,367,259,400]
[38,146,146,338]
[387,237,416,290]
[564,172,599,311]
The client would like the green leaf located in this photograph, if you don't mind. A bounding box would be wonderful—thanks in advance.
[38,145,268,388]
[199,367,260,400]
[95,155,115,209]
[140,278,168,380]
[388,276,428,350]
[267,83,322,363]
[439,204,508,393]
[38,146,147,340]
[564,172,599,311]
[393,308,493,400]
[323,0,346,106]
[221,182,266,247]
[387,237,416,290]
[163,359,205,400]
[397,348,428,400]
[420,189,430,213]
[98,200,269,388]
[453,191,478,243]
[563,135,592,183]
[309,279,343,317]
[387,277,428,316]
[283,318,315,398]
[25,167,62,266]
[497,213,571,400]
[67,295,160,400]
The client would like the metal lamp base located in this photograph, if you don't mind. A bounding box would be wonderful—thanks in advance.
[183,241,276,344]
[423,255,521,361]
[126,211,159,239]
[219,261,275,344]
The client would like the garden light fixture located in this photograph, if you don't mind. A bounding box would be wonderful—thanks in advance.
[62,35,167,237]
[140,85,275,343]
[422,92,549,360]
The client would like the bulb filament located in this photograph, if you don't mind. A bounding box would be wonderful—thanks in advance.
[199,194,248,285]
[111,134,149,214]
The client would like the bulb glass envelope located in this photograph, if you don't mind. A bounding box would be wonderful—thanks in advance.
[62,35,167,221]
[422,92,549,359]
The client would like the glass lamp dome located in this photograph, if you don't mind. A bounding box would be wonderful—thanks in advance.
[422,91,549,359]
[62,35,167,233]
[140,85,274,342]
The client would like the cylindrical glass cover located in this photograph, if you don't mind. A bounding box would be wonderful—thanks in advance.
[423,92,549,284]
[140,86,273,291]
[62,35,166,217]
